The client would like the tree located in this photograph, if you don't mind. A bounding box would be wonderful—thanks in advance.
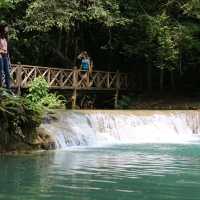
[1,0,200,95]
[23,0,128,65]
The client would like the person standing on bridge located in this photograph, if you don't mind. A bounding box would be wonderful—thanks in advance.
[0,23,11,89]
[77,51,93,73]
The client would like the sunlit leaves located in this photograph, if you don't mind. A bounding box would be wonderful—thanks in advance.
[25,0,128,31]
[149,13,181,71]
[182,0,200,19]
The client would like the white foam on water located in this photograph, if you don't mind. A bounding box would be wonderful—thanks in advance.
[41,110,200,149]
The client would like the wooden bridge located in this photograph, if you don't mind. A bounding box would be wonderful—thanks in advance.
[11,64,129,107]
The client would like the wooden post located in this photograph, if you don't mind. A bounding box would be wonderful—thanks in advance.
[107,72,110,88]
[48,69,50,85]
[16,65,22,95]
[72,89,77,109]
[114,70,120,109]
[97,72,100,88]
[87,71,90,88]
[72,66,78,109]
[114,90,119,109]
[34,66,37,79]
[60,69,64,87]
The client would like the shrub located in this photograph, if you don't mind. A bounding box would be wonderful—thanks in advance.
[26,76,65,112]
[0,88,41,150]
[117,94,137,109]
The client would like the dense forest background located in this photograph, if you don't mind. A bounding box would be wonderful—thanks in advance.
[0,0,200,96]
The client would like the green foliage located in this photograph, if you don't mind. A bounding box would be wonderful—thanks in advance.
[39,94,66,109]
[150,13,181,71]
[26,76,65,112]
[1,0,200,93]
[0,88,41,149]
[0,0,14,8]
[25,0,128,32]
[0,77,65,150]
[182,0,200,19]
[27,76,48,103]
[117,95,136,109]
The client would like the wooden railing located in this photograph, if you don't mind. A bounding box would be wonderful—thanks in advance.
[11,64,128,91]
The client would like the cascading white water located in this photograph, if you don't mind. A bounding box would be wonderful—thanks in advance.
[41,110,200,149]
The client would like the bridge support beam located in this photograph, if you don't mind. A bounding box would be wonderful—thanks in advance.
[72,66,78,109]
[72,89,77,109]
[114,90,119,109]
[114,70,120,109]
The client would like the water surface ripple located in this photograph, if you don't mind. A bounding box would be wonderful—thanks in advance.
[0,144,200,200]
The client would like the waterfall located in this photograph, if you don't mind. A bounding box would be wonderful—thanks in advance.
[41,110,200,149]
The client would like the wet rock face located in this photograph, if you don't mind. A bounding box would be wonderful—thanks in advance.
[42,112,58,124]
[35,111,58,150]
[35,127,56,150]
[40,140,56,150]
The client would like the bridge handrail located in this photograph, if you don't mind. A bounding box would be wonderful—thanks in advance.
[11,64,123,74]
[11,64,129,91]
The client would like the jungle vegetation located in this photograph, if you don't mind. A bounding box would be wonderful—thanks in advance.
[0,77,64,152]
[0,88,41,151]
[0,0,200,94]
[0,0,200,150]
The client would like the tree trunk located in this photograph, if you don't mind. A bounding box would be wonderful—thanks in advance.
[73,38,79,66]
[51,47,73,65]
[170,70,176,92]
[160,69,164,91]
[147,64,152,93]
[58,30,62,51]
[64,32,69,59]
